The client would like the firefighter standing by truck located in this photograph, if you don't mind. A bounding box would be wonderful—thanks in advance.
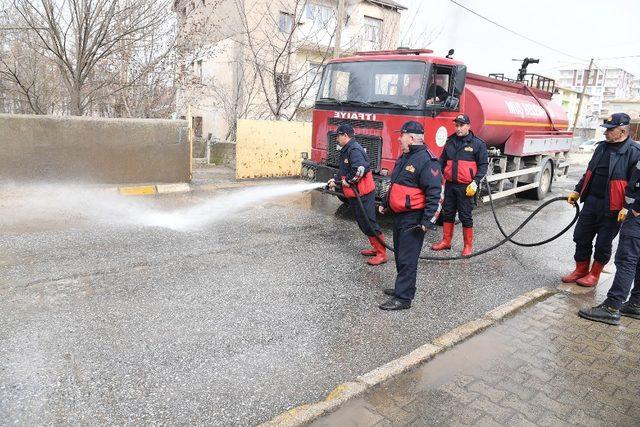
[578,115,640,325]
[378,121,443,311]
[562,113,640,288]
[431,114,489,256]
[578,174,640,325]
[327,123,388,265]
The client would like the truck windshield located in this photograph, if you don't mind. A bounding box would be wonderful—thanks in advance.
[317,60,429,108]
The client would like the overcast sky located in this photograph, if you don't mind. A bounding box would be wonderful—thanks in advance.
[397,0,640,79]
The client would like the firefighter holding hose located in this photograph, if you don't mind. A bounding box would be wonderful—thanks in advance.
[578,115,640,325]
[563,113,640,288]
[327,123,388,266]
[377,121,443,310]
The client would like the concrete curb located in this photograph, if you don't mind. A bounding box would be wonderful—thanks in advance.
[432,318,494,349]
[259,287,556,427]
[116,183,192,196]
[194,179,302,193]
[483,287,553,321]
[116,178,303,197]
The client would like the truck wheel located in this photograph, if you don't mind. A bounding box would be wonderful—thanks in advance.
[518,160,553,200]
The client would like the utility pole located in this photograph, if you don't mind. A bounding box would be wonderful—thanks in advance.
[573,58,594,134]
[334,0,345,58]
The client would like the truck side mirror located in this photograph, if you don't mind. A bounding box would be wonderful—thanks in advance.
[443,96,459,110]
[452,65,467,97]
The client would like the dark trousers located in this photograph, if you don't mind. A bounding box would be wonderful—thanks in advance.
[573,195,620,264]
[349,191,380,237]
[442,182,474,227]
[604,218,640,309]
[392,211,425,302]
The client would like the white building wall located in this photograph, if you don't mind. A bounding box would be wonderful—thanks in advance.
[175,0,403,139]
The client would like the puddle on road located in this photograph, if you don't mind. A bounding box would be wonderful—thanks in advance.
[415,329,510,389]
[0,182,325,232]
[320,329,515,426]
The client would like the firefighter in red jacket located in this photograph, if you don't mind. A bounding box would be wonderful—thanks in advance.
[432,114,488,256]
[578,139,640,325]
[563,113,640,287]
[378,121,443,310]
[328,123,387,265]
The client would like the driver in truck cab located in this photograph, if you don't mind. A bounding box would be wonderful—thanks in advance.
[327,123,388,266]
[426,75,450,105]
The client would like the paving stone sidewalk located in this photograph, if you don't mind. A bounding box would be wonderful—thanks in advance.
[314,289,640,426]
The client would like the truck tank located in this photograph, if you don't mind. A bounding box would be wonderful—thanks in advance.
[463,73,569,147]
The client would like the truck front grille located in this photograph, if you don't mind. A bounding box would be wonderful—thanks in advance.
[326,133,382,173]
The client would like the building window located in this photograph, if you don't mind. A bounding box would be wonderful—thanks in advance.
[279,12,294,33]
[193,59,203,83]
[193,116,203,138]
[275,73,291,98]
[308,62,323,95]
[305,3,334,26]
[364,16,382,49]
[308,62,323,82]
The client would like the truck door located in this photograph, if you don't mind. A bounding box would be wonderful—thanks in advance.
[424,65,466,155]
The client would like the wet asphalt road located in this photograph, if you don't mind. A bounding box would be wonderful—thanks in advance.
[0,168,594,425]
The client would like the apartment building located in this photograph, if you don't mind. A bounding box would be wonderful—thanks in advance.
[552,86,595,135]
[557,66,635,115]
[173,0,405,140]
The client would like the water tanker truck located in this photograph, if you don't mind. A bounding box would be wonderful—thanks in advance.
[301,49,572,202]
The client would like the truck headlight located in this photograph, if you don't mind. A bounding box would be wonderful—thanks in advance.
[307,168,316,179]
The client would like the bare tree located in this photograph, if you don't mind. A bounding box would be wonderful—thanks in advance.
[174,38,264,140]
[172,0,405,140]
[395,0,443,51]
[172,0,333,140]
[11,0,173,115]
[235,0,335,121]
[103,26,177,118]
[0,2,63,113]
[0,43,62,114]
[172,0,250,137]
[208,58,264,140]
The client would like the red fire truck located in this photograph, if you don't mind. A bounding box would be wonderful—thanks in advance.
[301,49,572,202]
